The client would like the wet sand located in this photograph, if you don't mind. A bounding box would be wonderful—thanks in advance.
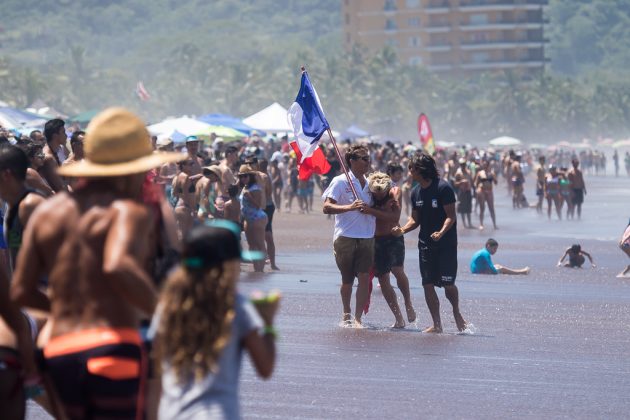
[27,173,630,419]
[237,174,630,419]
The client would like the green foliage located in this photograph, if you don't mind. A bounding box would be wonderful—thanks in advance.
[0,0,628,143]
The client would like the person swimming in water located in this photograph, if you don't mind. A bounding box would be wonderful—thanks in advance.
[557,244,595,268]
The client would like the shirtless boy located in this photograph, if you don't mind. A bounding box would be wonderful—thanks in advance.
[10,108,184,419]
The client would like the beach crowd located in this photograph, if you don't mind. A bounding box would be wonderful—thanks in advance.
[0,109,627,419]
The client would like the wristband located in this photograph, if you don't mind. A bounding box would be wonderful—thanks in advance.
[262,325,277,339]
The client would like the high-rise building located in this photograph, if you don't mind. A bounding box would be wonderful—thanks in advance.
[342,0,549,78]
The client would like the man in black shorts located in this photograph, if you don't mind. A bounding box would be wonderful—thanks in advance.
[394,151,467,333]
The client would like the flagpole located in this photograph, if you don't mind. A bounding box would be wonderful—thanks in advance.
[326,127,359,201]
[299,66,359,201]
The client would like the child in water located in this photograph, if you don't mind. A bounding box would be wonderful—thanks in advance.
[557,244,595,268]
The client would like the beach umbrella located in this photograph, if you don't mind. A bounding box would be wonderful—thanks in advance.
[197,113,257,135]
[147,117,214,137]
[488,136,521,147]
[243,102,292,133]
[436,140,457,148]
[205,125,247,139]
[569,142,592,150]
[612,139,630,148]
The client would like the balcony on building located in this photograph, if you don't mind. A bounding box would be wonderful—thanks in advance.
[458,0,548,12]
[425,0,450,14]
[385,19,398,33]
[425,41,453,52]
[384,0,397,14]
[423,19,451,33]
[460,56,547,70]
[460,36,549,50]
[459,17,544,31]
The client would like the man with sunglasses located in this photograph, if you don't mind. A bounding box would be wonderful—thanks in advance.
[322,144,375,326]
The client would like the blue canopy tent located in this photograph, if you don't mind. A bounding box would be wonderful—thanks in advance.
[0,107,48,129]
[196,113,261,136]
[341,124,370,139]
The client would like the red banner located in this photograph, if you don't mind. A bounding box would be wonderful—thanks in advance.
[417,113,435,155]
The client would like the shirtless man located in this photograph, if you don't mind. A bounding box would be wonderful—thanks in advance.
[535,156,546,214]
[0,147,44,418]
[215,145,239,217]
[62,131,85,166]
[567,158,586,220]
[156,138,178,206]
[365,172,415,328]
[184,136,204,176]
[41,119,68,193]
[0,146,46,272]
[10,108,183,419]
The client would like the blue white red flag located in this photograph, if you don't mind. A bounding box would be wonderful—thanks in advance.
[136,81,151,101]
[287,72,330,163]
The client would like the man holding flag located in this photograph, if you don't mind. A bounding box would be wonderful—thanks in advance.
[288,70,374,326]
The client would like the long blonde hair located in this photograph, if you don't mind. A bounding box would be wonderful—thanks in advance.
[156,261,238,382]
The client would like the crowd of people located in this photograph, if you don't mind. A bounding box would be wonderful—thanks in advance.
[0,109,628,419]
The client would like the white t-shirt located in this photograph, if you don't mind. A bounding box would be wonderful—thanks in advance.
[322,172,375,240]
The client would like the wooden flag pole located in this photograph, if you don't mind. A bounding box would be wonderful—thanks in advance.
[299,66,358,201]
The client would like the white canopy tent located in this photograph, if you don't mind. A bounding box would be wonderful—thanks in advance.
[243,102,292,133]
[147,117,213,137]
[489,136,522,147]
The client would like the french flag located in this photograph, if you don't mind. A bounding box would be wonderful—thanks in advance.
[287,71,331,180]
[136,81,151,101]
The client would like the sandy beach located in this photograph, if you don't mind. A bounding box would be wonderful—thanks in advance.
[235,173,630,419]
[26,173,630,419]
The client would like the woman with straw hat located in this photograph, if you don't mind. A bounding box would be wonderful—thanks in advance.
[238,164,267,272]
[11,107,185,419]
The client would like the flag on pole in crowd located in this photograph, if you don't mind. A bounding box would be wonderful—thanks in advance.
[135,81,151,101]
[417,113,435,155]
[287,71,331,180]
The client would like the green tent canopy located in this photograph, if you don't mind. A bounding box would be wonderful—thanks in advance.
[67,109,99,124]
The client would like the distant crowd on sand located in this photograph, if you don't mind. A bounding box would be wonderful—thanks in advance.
[0,111,629,420]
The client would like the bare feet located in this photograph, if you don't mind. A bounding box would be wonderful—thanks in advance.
[422,325,442,333]
[455,314,468,332]
[406,305,417,323]
[479,225,484,231]
[391,319,405,329]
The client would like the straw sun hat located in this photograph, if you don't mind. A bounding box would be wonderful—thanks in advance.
[237,164,254,175]
[58,107,185,177]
